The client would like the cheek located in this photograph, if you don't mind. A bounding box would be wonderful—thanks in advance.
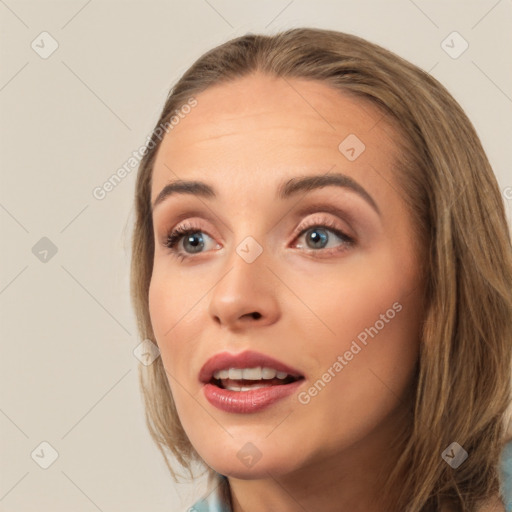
[291,290,420,454]
[321,298,419,438]
[148,269,191,371]
[148,270,174,343]
[288,248,421,398]
[286,254,413,349]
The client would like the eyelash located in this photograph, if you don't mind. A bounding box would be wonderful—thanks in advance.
[162,216,355,262]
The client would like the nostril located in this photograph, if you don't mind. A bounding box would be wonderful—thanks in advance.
[250,312,261,319]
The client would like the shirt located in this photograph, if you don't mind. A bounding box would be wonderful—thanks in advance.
[190,472,231,512]
[190,440,512,511]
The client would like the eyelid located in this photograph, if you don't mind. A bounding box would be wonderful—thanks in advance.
[161,217,221,244]
[162,210,352,244]
[292,212,354,241]
[291,203,357,228]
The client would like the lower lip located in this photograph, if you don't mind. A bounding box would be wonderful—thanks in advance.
[203,380,304,414]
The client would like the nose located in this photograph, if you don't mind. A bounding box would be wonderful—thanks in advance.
[208,246,281,331]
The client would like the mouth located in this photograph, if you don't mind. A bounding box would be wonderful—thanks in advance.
[210,366,303,391]
[199,350,305,413]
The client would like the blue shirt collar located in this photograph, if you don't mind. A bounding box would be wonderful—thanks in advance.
[191,473,232,512]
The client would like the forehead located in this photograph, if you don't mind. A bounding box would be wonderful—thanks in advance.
[151,73,401,202]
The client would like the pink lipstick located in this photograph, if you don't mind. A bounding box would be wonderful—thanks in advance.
[199,350,305,414]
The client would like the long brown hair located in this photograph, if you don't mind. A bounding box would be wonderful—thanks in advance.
[130,28,512,511]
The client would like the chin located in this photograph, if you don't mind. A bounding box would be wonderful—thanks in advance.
[192,435,304,478]
[205,454,299,480]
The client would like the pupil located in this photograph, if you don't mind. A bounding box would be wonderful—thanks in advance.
[308,228,328,249]
[185,232,204,253]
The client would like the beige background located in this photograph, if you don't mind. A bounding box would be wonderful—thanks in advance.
[1,0,511,510]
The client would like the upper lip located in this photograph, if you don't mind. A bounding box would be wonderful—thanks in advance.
[199,350,304,383]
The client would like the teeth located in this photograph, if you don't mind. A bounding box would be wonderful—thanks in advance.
[261,367,277,379]
[225,384,272,392]
[228,368,243,380]
[242,367,261,380]
[213,366,292,381]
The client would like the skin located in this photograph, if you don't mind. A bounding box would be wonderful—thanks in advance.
[148,72,430,511]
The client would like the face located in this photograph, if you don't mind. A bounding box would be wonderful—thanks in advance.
[148,73,425,480]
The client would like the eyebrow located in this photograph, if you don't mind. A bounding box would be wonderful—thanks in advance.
[151,173,380,216]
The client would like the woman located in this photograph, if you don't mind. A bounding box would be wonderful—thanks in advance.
[130,28,512,511]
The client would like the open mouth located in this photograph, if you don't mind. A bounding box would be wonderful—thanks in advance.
[210,367,304,392]
[200,353,306,412]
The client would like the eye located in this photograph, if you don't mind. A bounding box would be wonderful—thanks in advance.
[161,215,355,262]
[292,216,354,258]
[162,221,220,262]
